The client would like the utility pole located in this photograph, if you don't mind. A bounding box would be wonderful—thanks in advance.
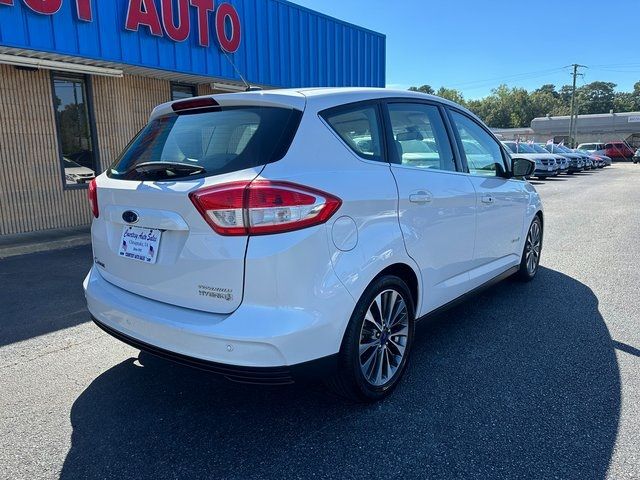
[568,64,587,147]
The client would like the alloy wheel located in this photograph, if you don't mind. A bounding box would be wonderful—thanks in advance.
[525,220,542,275]
[358,289,409,387]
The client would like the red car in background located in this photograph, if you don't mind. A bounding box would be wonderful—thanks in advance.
[604,142,635,160]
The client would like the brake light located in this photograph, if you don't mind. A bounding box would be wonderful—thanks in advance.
[189,181,342,236]
[88,179,99,218]
[171,97,219,112]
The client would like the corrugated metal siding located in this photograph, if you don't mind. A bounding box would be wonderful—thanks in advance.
[0,63,90,235]
[0,0,385,88]
[0,68,217,235]
[92,75,170,173]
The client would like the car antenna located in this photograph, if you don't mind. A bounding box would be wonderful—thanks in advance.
[222,51,262,92]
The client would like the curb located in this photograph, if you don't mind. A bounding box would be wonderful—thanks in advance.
[0,227,91,259]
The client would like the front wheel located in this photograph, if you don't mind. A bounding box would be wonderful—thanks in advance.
[517,216,543,281]
[325,275,415,402]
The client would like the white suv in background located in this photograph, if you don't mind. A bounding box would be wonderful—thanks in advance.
[84,88,542,401]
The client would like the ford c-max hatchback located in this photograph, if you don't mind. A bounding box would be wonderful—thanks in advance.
[84,88,542,402]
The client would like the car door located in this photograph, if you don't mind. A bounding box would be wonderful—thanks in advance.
[384,101,477,314]
[447,109,529,287]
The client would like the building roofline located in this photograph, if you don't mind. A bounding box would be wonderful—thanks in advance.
[533,111,640,122]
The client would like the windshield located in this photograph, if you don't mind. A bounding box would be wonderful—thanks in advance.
[63,157,82,168]
[108,106,302,181]
[547,144,570,153]
[504,142,535,154]
[530,144,550,154]
[580,144,599,150]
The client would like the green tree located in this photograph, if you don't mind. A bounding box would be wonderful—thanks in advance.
[408,85,435,94]
[629,81,640,111]
[614,92,635,112]
[407,78,640,127]
[576,81,616,114]
[559,85,574,106]
[435,87,465,105]
[534,84,559,98]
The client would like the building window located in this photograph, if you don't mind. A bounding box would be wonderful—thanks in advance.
[52,73,98,188]
[171,83,196,100]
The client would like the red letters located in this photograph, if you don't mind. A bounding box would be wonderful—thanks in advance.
[125,0,163,37]
[22,0,62,14]
[161,0,190,42]
[189,0,213,47]
[215,2,240,53]
[7,0,242,53]
[75,0,91,21]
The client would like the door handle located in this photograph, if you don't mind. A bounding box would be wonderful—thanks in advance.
[409,191,433,204]
[481,195,494,204]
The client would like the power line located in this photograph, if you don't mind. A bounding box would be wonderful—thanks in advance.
[446,66,569,89]
[590,62,640,68]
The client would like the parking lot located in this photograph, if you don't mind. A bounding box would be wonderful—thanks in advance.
[1,163,639,479]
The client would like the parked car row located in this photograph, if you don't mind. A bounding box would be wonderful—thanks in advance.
[502,141,610,179]
[577,142,635,161]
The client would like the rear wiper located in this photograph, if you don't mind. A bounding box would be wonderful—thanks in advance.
[128,162,205,175]
[123,162,206,179]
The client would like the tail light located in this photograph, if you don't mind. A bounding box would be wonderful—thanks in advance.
[88,179,99,218]
[189,180,342,236]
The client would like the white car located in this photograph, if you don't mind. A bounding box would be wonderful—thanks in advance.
[577,143,612,166]
[577,142,607,156]
[84,88,542,402]
[63,157,95,184]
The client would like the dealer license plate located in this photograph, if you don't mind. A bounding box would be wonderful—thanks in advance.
[118,226,162,264]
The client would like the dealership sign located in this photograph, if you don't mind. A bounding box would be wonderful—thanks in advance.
[0,0,242,52]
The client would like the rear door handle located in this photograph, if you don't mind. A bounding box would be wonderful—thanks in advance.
[409,191,433,204]
[481,195,494,204]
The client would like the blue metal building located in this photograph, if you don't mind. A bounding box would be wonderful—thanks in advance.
[0,0,386,236]
[0,0,385,88]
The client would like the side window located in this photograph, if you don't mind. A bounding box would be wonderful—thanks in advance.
[387,103,456,171]
[450,110,505,176]
[322,105,383,162]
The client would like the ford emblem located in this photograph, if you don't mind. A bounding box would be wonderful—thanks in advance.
[122,210,139,224]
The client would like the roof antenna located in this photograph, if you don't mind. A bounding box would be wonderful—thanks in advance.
[222,51,261,92]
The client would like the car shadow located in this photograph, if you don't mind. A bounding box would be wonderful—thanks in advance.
[60,267,620,479]
[0,245,92,346]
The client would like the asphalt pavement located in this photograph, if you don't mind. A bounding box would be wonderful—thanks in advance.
[1,164,639,479]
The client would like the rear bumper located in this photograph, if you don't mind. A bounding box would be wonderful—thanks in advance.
[84,265,353,370]
[92,316,338,384]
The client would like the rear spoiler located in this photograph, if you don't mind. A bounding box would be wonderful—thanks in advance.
[150,91,306,121]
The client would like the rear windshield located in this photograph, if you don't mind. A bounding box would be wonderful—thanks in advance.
[108,106,302,181]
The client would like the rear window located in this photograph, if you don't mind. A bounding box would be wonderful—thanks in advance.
[108,106,302,181]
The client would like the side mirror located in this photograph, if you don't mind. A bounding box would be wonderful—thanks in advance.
[511,157,535,178]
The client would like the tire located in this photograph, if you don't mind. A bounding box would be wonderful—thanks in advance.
[325,275,415,402]
[516,216,543,282]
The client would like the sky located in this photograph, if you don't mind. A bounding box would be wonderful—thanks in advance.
[294,0,640,99]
